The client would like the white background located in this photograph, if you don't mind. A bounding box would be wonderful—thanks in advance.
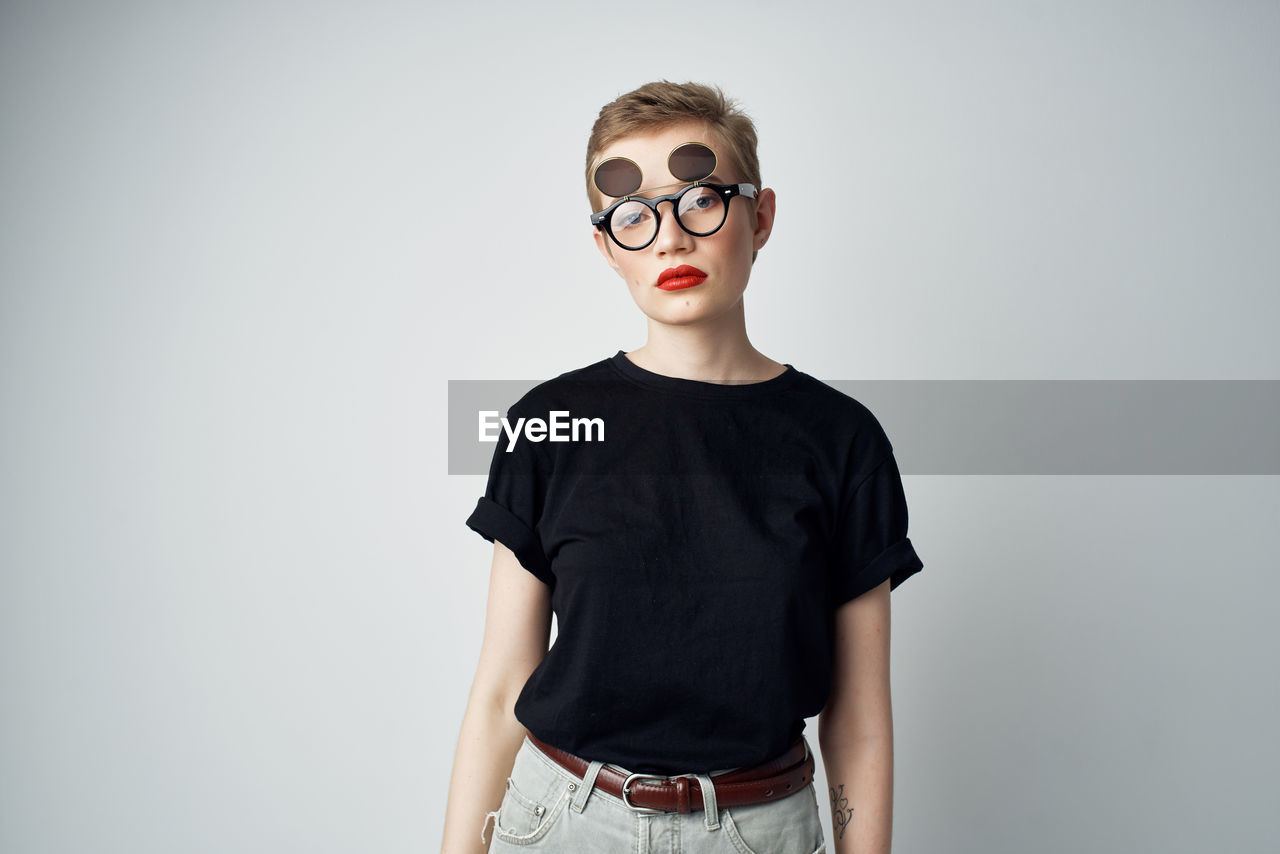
[2,1,1277,851]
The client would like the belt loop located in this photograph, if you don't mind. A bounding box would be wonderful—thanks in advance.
[570,759,605,813]
[694,773,719,830]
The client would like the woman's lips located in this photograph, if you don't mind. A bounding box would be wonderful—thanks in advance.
[655,265,708,291]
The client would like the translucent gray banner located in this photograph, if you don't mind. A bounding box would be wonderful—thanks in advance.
[448,380,1280,475]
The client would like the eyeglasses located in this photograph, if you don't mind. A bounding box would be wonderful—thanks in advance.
[589,140,758,251]
[590,181,759,251]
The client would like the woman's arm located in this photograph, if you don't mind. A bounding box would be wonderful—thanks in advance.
[440,542,553,854]
[818,577,894,854]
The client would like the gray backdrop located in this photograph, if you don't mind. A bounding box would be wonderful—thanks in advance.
[2,1,1277,852]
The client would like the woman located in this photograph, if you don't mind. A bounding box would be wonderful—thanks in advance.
[441,81,924,854]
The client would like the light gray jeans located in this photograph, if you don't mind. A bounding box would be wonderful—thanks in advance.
[482,734,826,853]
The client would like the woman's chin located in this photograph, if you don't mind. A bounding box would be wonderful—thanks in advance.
[640,290,745,320]
[639,306,734,328]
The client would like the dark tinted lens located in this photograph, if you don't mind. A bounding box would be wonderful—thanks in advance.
[594,157,643,198]
[668,143,716,183]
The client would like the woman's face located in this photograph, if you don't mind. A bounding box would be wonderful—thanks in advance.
[591,121,775,328]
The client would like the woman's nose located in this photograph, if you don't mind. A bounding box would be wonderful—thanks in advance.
[652,200,694,254]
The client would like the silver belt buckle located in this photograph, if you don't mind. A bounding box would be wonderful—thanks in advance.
[620,771,699,814]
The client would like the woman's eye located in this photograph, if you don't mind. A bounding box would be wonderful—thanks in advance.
[617,211,648,229]
[680,192,716,214]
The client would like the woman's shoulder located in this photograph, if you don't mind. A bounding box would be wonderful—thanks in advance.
[506,355,618,413]
[785,367,876,413]
[780,369,895,450]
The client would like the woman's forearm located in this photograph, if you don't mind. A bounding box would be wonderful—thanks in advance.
[440,698,529,854]
[818,732,894,854]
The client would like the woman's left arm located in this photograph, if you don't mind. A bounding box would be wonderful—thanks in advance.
[818,577,894,854]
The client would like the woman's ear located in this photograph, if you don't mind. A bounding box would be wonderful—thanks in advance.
[592,227,624,275]
[752,187,777,251]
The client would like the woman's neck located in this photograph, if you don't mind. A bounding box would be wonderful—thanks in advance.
[623,341,786,385]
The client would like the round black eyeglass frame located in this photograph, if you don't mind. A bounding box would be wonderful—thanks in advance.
[590,182,759,251]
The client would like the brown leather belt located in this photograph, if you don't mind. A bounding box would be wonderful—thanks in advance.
[525,732,816,815]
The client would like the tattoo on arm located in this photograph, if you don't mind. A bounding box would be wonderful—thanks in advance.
[829,783,854,840]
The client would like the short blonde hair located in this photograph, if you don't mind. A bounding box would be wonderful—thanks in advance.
[585,81,762,216]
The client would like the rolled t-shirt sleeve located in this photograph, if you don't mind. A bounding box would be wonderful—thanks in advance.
[465,399,555,588]
[829,420,924,606]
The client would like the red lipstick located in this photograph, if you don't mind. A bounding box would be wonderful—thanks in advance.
[656,265,708,291]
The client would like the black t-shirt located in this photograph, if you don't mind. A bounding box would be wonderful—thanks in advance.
[465,350,923,774]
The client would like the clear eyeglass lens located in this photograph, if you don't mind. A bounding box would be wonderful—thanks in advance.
[608,187,727,249]
[677,186,725,233]
[609,200,655,248]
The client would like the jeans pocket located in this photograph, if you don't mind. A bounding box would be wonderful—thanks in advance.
[487,775,570,846]
[721,781,826,854]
